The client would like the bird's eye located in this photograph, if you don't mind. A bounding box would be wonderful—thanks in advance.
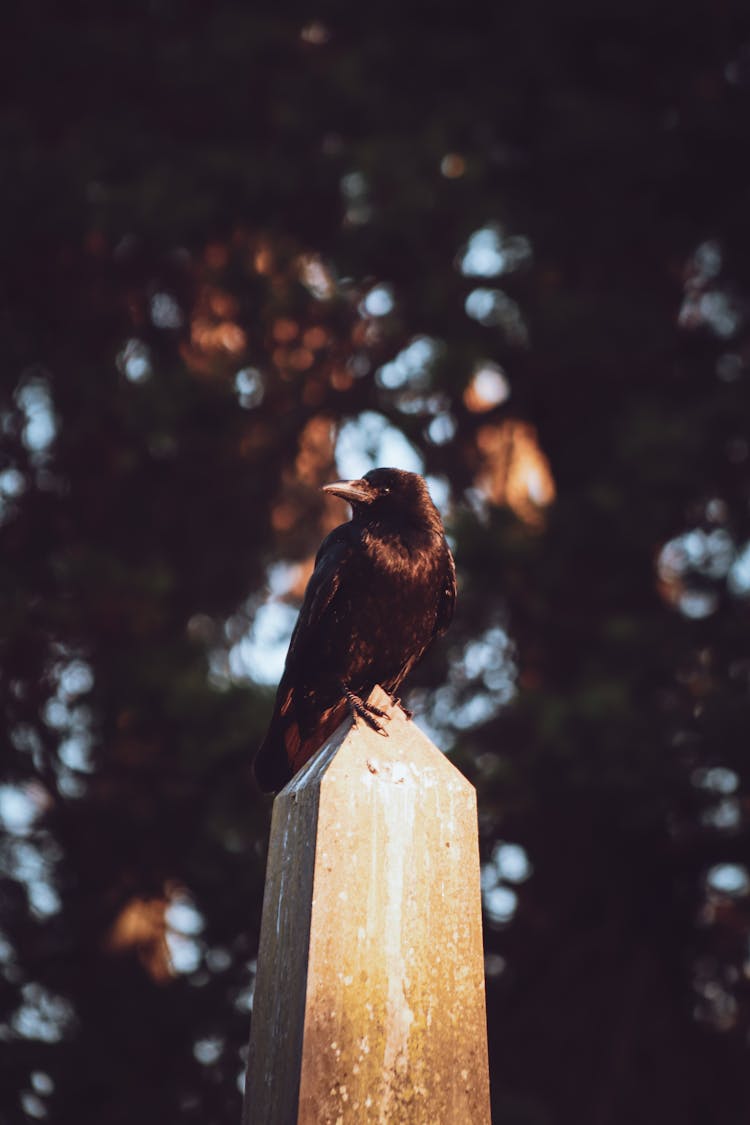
[382,486,391,494]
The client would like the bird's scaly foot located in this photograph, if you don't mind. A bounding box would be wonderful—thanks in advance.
[341,684,389,736]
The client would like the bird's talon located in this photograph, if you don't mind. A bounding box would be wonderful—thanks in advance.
[352,709,389,736]
[342,684,391,735]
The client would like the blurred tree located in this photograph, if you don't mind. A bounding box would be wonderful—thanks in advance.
[1,1,750,1123]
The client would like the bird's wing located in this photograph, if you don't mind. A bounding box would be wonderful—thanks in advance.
[254,527,354,792]
[283,526,353,671]
[434,547,457,638]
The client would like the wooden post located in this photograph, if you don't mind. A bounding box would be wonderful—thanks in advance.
[244,686,491,1125]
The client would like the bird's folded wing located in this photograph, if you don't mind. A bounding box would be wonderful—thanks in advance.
[434,550,457,638]
[284,527,353,670]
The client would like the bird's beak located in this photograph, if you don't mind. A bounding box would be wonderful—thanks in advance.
[322,478,373,505]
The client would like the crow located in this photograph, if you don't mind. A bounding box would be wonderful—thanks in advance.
[253,467,456,792]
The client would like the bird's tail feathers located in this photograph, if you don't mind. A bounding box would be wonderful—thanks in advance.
[253,700,348,794]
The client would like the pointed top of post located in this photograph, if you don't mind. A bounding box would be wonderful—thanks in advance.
[280,684,473,800]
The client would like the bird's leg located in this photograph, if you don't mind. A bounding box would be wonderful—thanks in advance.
[340,683,389,736]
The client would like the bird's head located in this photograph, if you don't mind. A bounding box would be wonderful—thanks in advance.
[322,468,440,531]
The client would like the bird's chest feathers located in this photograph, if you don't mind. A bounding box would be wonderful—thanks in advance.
[315,526,440,682]
[358,526,437,597]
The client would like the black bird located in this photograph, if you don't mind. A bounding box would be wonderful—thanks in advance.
[253,467,456,792]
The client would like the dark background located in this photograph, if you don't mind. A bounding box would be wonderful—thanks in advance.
[2,2,750,1122]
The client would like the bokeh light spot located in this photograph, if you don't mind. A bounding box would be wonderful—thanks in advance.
[335,412,423,479]
[707,864,749,897]
[458,225,532,278]
[117,339,152,384]
[463,362,510,412]
[361,285,394,317]
[441,153,466,178]
[234,367,265,409]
